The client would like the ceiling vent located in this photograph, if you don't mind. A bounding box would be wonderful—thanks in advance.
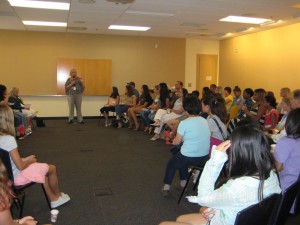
[106,0,135,4]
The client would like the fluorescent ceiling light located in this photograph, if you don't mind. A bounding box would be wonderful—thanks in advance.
[126,10,174,17]
[23,21,67,27]
[8,0,69,10]
[220,16,271,24]
[108,25,150,31]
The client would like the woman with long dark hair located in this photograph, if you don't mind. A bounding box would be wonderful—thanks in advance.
[159,124,280,225]
[275,108,300,212]
[128,84,153,130]
[100,86,120,126]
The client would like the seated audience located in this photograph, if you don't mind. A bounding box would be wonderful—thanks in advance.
[238,88,254,119]
[232,86,244,107]
[169,81,183,109]
[140,85,160,133]
[128,81,139,99]
[275,108,300,213]
[215,86,223,97]
[150,88,187,141]
[0,84,28,138]
[115,84,137,128]
[224,87,233,112]
[8,87,37,133]
[262,95,279,132]
[191,90,200,99]
[209,84,217,93]
[128,85,153,130]
[0,159,37,225]
[202,93,228,141]
[100,86,120,126]
[241,88,266,126]
[160,95,210,197]
[202,87,211,98]
[160,125,281,225]
[0,105,70,209]
[277,87,291,114]
[143,83,170,134]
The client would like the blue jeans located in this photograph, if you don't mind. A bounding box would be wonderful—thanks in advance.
[163,151,209,185]
[140,110,153,127]
[115,105,130,117]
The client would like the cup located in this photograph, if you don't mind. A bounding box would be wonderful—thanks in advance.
[50,209,59,222]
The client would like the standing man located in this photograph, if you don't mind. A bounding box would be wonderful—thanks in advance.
[65,69,85,124]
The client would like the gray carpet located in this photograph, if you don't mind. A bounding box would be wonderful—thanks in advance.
[17,119,300,225]
[18,120,198,225]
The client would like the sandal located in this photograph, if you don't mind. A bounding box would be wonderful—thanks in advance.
[133,123,140,131]
[150,134,160,141]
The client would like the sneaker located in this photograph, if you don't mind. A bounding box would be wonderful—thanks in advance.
[51,195,70,208]
[161,189,170,197]
[79,121,85,124]
[150,122,160,127]
[61,192,69,199]
[174,183,186,192]
[68,119,74,124]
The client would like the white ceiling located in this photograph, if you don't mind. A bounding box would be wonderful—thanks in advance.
[1,0,300,39]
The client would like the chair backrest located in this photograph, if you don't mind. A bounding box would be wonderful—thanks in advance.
[0,148,14,181]
[229,105,239,119]
[268,178,300,225]
[234,193,279,225]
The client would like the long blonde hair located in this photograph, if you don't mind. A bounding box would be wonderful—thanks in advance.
[0,105,16,137]
[0,160,14,211]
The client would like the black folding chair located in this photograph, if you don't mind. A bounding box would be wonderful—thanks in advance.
[0,148,51,218]
[234,193,279,225]
[268,177,300,225]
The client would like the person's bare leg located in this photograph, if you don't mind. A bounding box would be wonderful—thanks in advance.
[131,108,141,129]
[103,111,108,125]
[43,177,59,202]
[127,108,133,128]
[159,222,191,225]
[176,213,207,225]
[47,165,61,197]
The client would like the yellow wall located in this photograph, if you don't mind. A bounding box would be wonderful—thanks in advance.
[185,38,219,92]
[0,30,185,95]
[219,23,300,99]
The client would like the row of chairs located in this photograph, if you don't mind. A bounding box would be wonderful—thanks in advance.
[0,148,51,218]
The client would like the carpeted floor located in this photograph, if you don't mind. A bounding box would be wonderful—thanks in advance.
[17,119,300,225]
[18,119,198,225]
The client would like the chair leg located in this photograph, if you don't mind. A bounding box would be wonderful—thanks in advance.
[19,192,26,218]
[41,184,52,210]
[193,170,203,191]
[178,169,194,204]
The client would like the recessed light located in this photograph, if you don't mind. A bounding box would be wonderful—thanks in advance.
[78,0,96,4]
[23,21,67,27]
[108,25,150,31]
[8,0,70,10]
[126,10,174,17]
[220,16,271,24]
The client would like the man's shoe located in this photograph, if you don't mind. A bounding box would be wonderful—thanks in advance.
[68,120,74,124]
[161,189,170,197]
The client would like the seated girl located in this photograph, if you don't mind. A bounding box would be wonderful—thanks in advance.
[128,85,153,130]
[160,124,281,225]
[140,85,160,133]
[0,105,70,209]
[202,93,228,142]
[150,89,188,141]
[275,108,300,213]
[115,84,137,128]
[100,86,120,126]
[8,87,37,132]
[262,95,279,133]
[161,95,210,196]
[0,159,37,225]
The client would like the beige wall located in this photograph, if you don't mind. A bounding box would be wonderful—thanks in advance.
[219,23,300,99]
[185,38,219,92]
[1,30,185,117]
[0,30,185,95]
